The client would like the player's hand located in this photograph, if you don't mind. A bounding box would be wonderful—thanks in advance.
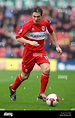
[56,46,62,55]
[30,41,39,46]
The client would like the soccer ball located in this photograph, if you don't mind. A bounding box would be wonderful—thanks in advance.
[46,93,59,106]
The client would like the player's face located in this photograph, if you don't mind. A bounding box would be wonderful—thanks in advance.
[32,12,42,24]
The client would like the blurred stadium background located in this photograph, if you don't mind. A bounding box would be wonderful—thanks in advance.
[0,0,75,71]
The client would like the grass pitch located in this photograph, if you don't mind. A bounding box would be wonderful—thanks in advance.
[0,70,75,111]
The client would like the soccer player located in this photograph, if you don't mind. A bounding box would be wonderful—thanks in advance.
[9,6,62,102]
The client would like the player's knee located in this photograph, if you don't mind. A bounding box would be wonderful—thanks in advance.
[23,76,28,80]
[43,66,50,74]
[21,73,29,80]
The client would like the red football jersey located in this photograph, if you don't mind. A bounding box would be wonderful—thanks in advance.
[16,19,53,51]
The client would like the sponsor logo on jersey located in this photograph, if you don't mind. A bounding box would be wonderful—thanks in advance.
[25,32,46,40]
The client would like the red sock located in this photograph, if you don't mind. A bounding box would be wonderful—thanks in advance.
[39,73,49,94]
[11,74,23,91]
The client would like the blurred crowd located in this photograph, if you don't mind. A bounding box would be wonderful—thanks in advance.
[0,4,75,61]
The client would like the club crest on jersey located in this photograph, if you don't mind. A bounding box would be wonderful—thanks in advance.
[41,26,45,31]
[32,28,34,31]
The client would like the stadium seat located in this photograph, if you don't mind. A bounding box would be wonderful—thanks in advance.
[0,47,6,58]
[56,32,70,45]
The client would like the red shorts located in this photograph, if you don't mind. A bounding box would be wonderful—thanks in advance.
[22,48,50,74]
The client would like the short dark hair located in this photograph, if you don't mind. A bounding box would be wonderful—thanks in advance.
[32,6,43,16]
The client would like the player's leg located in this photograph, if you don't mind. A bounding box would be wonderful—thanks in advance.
[36,51,50,101]
[9,49,35,101]
[10,72,30,91]
[38,63,50,101]
[9,72,30,101]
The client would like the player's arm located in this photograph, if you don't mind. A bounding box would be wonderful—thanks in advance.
[16,23,39,46]
[17,37,39,46]
[46,20,62,55]
[51,31,62,55]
